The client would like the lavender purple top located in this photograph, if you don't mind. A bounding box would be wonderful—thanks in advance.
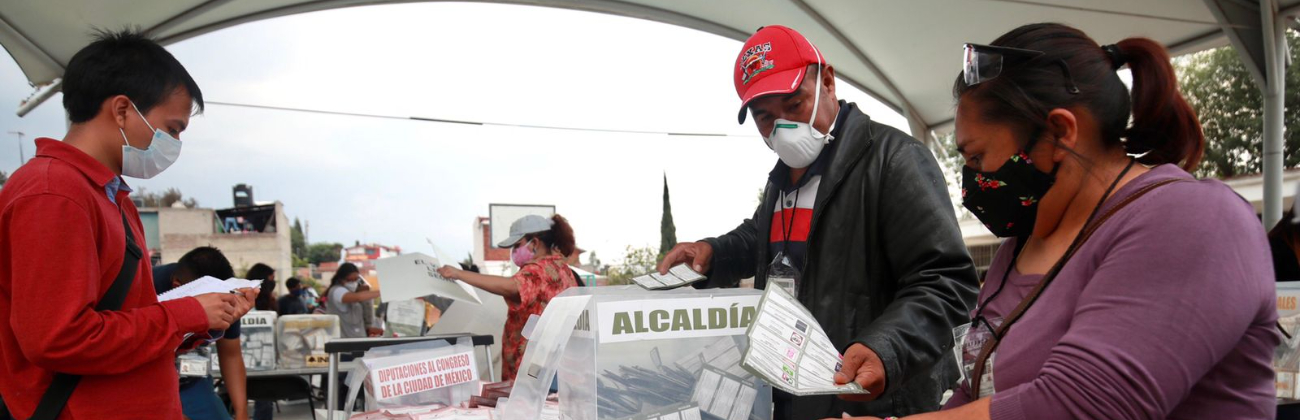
[943,164,1279,419]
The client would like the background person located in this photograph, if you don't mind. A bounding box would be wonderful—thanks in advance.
[850,23,1278,420]
[437,214,579,381]
[276,278,309,316]
[245,263,277,313]
[325,263,382,339]
[0,30,253,420]
[163,247,253,420]
[324,263,381,409]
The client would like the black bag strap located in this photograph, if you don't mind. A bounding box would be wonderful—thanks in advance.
[27,211,142,420]
[969,178,1182,397]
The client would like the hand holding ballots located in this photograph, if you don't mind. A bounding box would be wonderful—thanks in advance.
[741,285,869,396]
[632,263,707,290]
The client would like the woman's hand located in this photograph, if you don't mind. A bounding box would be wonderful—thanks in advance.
[436,265,462,281]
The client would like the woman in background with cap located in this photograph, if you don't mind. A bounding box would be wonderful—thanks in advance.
[837,22,1275,420]
[438,214,579,381]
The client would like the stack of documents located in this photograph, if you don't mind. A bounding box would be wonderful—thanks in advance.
[631,264,707,290]
[158,276,262,302]
[741,286,869,396]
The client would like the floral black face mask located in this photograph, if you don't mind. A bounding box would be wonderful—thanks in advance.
[962,151,1056,238]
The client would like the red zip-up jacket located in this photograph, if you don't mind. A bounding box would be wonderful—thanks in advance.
[0,139,209,419]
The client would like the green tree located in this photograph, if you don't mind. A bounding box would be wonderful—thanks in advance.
[306,242,344,264]
[1177,30,1300,178]
[291,218,307,259]
[607,245,659,285]
[931,132,971,219]
[658,173,677,262]
[131,187,197,208]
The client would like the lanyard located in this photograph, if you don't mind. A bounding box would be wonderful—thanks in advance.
[779,182,802,257]
[970,159,1140,397]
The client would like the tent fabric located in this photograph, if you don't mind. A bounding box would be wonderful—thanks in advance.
[3,0,1298,138]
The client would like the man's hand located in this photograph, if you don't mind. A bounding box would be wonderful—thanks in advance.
[367,327,384,337]
[233,288,257,316]
[835,343,887,401]
[436,265,462,281]
[194,293,242,330]
[656,242,713,275]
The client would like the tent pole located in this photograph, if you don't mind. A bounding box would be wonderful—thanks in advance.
[1262,0,1286,230]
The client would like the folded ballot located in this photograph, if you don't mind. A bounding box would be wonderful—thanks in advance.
[631,264,707,290]
[158,276,262,302]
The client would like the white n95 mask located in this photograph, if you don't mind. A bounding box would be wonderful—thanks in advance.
[120,100,182,179]
[764,66,830,168]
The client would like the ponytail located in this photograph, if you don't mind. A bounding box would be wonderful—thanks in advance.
[528,214,577,257]
[953,24,1206,174]
[1116,38,1204,171]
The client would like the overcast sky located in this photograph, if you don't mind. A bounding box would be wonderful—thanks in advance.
[0,3,914,266]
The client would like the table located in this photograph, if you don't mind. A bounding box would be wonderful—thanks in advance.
[212,363,355,379]
[322,334,495,417]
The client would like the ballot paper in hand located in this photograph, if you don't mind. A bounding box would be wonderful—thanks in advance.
[158,276,262,302]
[631,264,707,290]
[741,285,869,396]
[374,252,482,305]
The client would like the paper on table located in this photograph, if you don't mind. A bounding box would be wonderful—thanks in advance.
[158,276,262,302]
[375,253,482,305]
[741,286,869,396]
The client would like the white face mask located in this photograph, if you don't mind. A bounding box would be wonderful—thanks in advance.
[343,281,359,292]
[120,100,182,179]
[764,65,831,169]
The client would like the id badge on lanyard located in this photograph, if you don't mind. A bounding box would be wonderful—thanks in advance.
[768,252,800,298]
[952,317,1001,398]
[177,352,212,377]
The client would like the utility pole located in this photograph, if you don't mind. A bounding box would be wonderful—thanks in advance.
[7,131,24,165]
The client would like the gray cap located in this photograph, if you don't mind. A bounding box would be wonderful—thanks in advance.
[497,214,554,248]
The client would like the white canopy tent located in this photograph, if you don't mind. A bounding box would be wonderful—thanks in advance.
[1,0,1296,226]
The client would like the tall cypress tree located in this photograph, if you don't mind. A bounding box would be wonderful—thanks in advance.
[659,173,677,261]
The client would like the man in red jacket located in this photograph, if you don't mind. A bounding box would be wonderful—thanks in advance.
[0,30,256,419]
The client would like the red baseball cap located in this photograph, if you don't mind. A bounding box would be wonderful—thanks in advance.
[734,25,824,124]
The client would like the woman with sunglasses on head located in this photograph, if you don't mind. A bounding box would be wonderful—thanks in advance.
[437,214,579,381]
[833,23,1277,420]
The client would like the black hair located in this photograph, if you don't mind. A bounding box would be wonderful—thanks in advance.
[286,277,303,289]
[175,246,234,284]
[524,214,577,257]
[330,263,360,289]
[62,28,205,123]
[245,263,274,281]
[244,263,277,310]
[953,23,1203,171]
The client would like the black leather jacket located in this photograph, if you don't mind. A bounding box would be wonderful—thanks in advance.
[700,102,979,418]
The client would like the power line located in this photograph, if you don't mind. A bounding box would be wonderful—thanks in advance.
[205,100,755,138]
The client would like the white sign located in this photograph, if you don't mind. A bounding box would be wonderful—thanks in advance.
[596,296,759,344]
[374,252,482,305]
[368,350,478,401]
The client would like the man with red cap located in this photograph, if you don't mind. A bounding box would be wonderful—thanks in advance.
[659,25,978,419]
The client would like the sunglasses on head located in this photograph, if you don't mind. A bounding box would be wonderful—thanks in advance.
[962,43,1080,94]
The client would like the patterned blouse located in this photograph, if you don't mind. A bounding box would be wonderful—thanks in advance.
[501,254,577,381]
